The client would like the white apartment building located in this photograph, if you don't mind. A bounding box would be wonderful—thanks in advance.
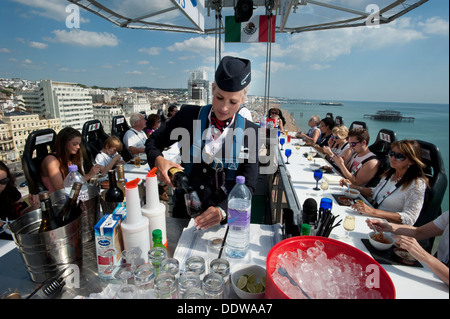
[120,92,152,116]
[21,80,94,131]
[93,104,125,134]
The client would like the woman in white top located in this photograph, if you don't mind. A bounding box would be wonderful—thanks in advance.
[322,125,352,164]
[95,136,124,175]
[346,140,429,225]
[368,211,449,285]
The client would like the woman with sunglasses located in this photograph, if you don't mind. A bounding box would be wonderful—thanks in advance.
[322,125,352,164]
[40,127,101,193]
[0,161,31,225]
[346,140,429,225]
[268,108,284,132]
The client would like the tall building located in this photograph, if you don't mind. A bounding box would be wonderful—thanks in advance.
[93,104,125,134]
[188,70,210,105]
[21,80,94,131]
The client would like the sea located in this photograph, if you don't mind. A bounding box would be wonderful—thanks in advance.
[279,99,449,213]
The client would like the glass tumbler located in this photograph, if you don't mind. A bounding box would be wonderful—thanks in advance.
[185,256,206,281]
[202,273,224,299]
[209,258,230,298]
[154,272,177,299]
[178,271,201,299]
[160,258,180,279]
[134,264,156,297]
[183,287,205,299]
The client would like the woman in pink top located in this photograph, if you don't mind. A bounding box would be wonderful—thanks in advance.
[40,127,100,193]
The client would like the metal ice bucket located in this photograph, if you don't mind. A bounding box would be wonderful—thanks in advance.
[9,209,83,283]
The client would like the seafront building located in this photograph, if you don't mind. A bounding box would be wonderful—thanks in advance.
[20,79,93,131]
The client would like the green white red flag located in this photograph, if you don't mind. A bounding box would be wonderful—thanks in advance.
[225,15,276,43]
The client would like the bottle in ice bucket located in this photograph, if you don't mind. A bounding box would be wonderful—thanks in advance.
[225,176,251,258]
[63,164,87,196]
[58,182,83,226]
[38,191,59,232]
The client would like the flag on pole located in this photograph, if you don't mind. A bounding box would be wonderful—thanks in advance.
[225,15,276,43]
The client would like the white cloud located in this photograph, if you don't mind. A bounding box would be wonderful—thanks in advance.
[29,41,48,49]
[0,48,11,53]
[44,29,119,47]
[167,36,216,55]
[12,0,89,23]
[137,61,150,65]
[138,47,162,55]
[310,64,330,71]
[126,71,143,75]
[419,17,449,36]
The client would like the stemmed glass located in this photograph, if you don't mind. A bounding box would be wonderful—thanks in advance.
[285,149,292,164]
[122,247,142,272]
[184,191,202,218]
[343,215,355,240]
[313,169,323,191]
[320,179,329,195]
[280,137,285,150]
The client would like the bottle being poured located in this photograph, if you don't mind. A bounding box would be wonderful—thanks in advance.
[168,167,202,218]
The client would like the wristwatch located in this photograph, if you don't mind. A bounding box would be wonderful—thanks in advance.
[218,207,227,221]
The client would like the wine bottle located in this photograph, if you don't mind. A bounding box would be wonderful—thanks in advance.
[116,164,126,201]
[38,191,59,232]
[59,182,83,225]
[105,170,124,211]
[168,167,192,192]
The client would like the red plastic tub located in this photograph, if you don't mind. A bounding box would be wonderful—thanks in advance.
[265,236,396,299]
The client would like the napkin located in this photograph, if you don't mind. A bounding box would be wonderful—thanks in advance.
[324,175,342,184]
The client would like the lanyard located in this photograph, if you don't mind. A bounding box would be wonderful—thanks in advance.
[372,176,399,208]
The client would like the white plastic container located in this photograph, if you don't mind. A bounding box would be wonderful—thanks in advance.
[120,178,150,266]
[63,165,87,196]
[141,168,167,248]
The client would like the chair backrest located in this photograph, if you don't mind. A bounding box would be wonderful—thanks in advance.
[21,128,57,194]
[369,129,397,158]
[415,140,448,227]
[349,120,368,131]
[111,115,132,161]
[335,116,344,126]
[82,120,109,164]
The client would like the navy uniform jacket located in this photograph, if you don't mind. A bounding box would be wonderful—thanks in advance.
[146,104,259,219]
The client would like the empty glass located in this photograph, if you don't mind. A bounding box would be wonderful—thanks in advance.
[185,256,206,281]
[148,246,167,275]
[280,137,285,150]
[207,237,225,263]
[98,248,116,279]
[160,258,180,279]
[122,247,142,271]
[313,169,323,191]
[178,271,202,299]
[134,264,156,297]
[285,149,292,164]
[154,272,178,299]
[202,273,224,299]
[209,258,230,298]
[183,287,205,299]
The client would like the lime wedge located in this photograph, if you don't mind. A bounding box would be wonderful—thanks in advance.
[254,283,264,293]
[247,282,256,293]
[237,275,248,290]
[247,273,256,284]
[261,275,266,287]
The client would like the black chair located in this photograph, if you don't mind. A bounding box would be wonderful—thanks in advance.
[335,116,344,126]
[111,115,132,162]
[414,140,448,252]
[21,128,57,194]
[82,120,109,165]
[366,129,397,187]
[349,121,368,131]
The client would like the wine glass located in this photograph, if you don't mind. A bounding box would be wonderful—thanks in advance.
[343,215,355,240]
[285,149,292,164]
[122,247,142,272]
[184,191,202,218]
[320,179,329,195]
[280,137,285,150]
[313,169,323,191]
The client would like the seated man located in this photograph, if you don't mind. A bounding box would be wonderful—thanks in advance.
[334,127,379,186]
[123,113,147,158]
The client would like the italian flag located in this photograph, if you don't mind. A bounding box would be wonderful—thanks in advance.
[225,15,276,43]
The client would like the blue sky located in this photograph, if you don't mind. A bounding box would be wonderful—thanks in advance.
[1,0,448,104]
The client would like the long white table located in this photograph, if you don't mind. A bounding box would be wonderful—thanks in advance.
[283,143,449,299]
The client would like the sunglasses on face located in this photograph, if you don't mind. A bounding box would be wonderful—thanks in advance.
[389,150,407,161]
[331,135,339,140]
[349,141,361,147]
[0,178,10,185]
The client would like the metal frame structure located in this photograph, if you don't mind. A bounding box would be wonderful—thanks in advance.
[68,0,429,35]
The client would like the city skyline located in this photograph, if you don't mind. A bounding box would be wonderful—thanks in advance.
[0,0,448,104]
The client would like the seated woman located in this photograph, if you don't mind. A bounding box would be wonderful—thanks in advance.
[0,161,32,224]
[296,115,321,145]
[367,211,449,285]
[312,117,335,152]
[40,127,101,193]
[95,136,124,175]
[145,113,161,137]
[344,140,428,225]
[322,125,352,164]
[267,108,284,131]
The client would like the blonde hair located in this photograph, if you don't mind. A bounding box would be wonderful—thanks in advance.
[212,82,249,100]
[332,125,349,140]
[104,136,123,152]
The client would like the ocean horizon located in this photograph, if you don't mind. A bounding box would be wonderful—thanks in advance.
[279,99,449,213]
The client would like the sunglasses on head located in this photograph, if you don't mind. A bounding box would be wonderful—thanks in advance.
[0,177,10,185]
[389,150,407,161]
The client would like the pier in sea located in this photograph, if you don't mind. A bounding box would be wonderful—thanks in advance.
[363,110,415,122]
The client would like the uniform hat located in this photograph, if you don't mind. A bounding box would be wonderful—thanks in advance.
[215,56,251,92]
